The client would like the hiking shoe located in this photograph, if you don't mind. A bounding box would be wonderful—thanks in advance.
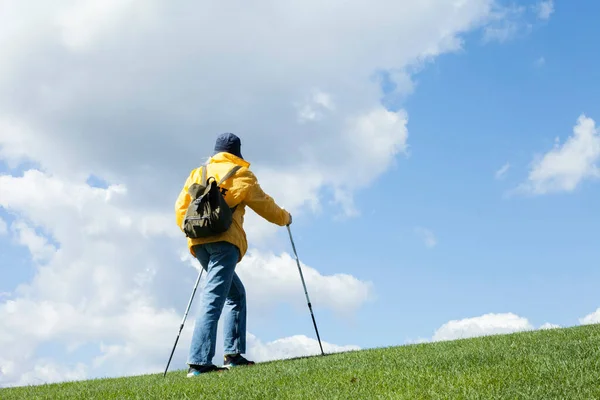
[187,364,228,377]
[223,353,255,368]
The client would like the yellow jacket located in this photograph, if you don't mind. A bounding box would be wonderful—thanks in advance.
[175,152,291,262]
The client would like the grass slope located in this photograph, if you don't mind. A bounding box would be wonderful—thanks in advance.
[3,324,600,399]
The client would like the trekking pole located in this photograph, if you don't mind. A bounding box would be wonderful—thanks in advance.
[163,268,203,377]
[286,225,325,356]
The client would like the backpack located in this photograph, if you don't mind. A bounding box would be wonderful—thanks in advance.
[181,163,241,239]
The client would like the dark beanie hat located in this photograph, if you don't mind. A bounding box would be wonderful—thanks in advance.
[214,132,243,159]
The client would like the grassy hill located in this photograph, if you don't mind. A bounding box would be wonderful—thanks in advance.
[2,323,599,399]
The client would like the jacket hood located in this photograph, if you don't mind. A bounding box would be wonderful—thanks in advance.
[209,151,250,168]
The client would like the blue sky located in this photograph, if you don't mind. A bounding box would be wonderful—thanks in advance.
[255,0,600,347]
[1,0,599,387]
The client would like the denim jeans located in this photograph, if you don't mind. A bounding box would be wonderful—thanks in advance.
[187,241,246,366]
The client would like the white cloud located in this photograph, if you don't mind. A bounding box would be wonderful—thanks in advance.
[484,1,551,43]
[414,227,437,248]
[404,337,430,345]
[0,357,88,388]
[535,56,546,67]
[432,312,534,342]
[11,221,57,262]
[579,308,600,325]
[482,4,528,43]
[247,333,359,362]
[0,216,7,235]
[297,89,335,123]
[407,313,569,346]
[519,115,600,195]
[535,1,554,20]
[0,0,522,218]
[55,0,159,51]
[538,322,560,330]
[248,107,409,220]
[408,313,560,345]
[483,22,520,43]
[237,250,373,316]
[495,162,510,179]
[0,169,371,387]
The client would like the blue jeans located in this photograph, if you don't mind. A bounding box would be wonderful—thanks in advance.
[187,241,246,366]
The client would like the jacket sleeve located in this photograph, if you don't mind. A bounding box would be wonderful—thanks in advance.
[174,169,197,230]
[240,169,291,226]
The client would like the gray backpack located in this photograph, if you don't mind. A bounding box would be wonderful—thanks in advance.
[182,164,241,239]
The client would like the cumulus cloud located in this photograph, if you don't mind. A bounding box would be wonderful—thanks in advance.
[431,312,534,342]
[236,250,374,316]
[483,1,552,44]
[0,358,88,388]
[519,115,600,195]
[0,216,7,235]
[405,313,561,345]
[0,170,370,387]
[55,0,158,51]
[10,221,57,263]
[495,162,510,179]
[534,57,546,68]
[247,333,359,362]
[0,297,185,386]
[414,227,437,248]
[404,337,430,345]
[538,322,560,330]
[296,89,336,123]
[535,1,554,20]
[482,4,528,43]
[579,308,600,325]
[0,0,514,216]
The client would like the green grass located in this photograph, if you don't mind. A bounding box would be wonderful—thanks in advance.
[3,324,600,399]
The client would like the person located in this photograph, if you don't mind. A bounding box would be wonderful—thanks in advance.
[174,132,292,377]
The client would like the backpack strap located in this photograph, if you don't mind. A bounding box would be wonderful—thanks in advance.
[218,165,242,213]
[201,163,208,185]
[218,166,242,185]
